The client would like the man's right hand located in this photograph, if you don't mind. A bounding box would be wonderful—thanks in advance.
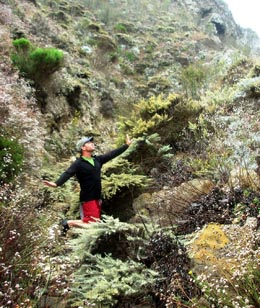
[42,180,57,188]
[126,134,132,146]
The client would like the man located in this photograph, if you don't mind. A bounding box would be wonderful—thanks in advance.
[43,135,131,234]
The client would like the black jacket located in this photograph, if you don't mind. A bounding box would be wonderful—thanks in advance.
[55,144,128,202]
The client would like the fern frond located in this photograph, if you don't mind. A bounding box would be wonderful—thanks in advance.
[102,173,150,199]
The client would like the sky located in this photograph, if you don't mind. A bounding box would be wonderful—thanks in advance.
[224,0,260,37]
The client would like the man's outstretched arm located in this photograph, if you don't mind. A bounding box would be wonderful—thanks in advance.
[42,180,57,187]
[99,134,132,164]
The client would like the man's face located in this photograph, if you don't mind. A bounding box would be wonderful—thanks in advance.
[82,141,95,152]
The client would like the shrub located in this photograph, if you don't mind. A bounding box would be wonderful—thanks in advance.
[99,98,115,118]
[0,185,74,308]
[11,38,64,82]
[235,76,260,99]
[194,224,260,307]
[29,47,64,75]
[180,63,207,99]
[114,23,128,33]
[0,201,45,307]
[12,37,32,51]
[0,59,45,174]
[0,134,24,183]
[146,231,201,307]
[68,217,158,307]
[96,34,117,51]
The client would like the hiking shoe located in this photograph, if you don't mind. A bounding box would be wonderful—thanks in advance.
[61,219,70,236]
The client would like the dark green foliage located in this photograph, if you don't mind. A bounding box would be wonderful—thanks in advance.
[71,253,157,307]
[102,171,149,199]
[146,232,201,306]
[222,57,254,85]
[0,135,24,183]
[99,98,115,118]
[11,38,64,82]
[96,34,117,51]
[252,63,260,77]
[101,156,151,201]
[68,220,200,307]
[177,187,235,235]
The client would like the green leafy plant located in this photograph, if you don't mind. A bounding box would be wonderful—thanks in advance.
[11,38,64,82]
[0,135,24,183]
[102,171,149,199]
[101,154,151,199]
[68,216,158,307]
[70,253,158,307]
[235,76,260,99]
[124,50,137,62]
[116,93,204,171]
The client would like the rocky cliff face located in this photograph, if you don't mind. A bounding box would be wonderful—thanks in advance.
[180,0,259,52]
[1,0,258,142]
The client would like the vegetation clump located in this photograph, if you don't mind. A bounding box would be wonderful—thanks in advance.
[180,63,207,99]
[0,186,74,308]
[194,222,260,308]
[96,34,117,51]
[11,38,64,83]
[68,217,158,307]
[0,134,24,183]
[118,92,205,148]
[146,231,201,307]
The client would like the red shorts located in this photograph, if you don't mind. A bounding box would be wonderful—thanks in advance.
[80,200,101,223]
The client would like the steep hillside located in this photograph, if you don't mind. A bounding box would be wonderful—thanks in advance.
[1,0,260,307]
[1,0,258,148]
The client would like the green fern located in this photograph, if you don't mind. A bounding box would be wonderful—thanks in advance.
[67,216,158,307]
[102,173,150,199]
[68,215,145,255]
[69,253,158,306]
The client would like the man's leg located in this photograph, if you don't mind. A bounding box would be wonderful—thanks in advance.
[67,219,90,228]
[60,200,101,235]
[60,219,89,236]
[81,200,101,223]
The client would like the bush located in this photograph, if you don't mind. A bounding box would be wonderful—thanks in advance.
[12,37,32,51]
[180,63,207,99]
[0,135,24,183]
[68,217,158,307]
[0,186,73,308]
[11,38,64,82]
[29,47,64,76]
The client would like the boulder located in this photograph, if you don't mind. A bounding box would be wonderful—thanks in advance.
[131,179,214,226]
